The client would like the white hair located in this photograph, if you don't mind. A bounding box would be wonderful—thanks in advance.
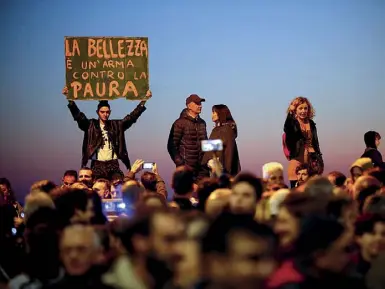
[262,162,284,179]
[269,189,290,216]
[24,191,55,221]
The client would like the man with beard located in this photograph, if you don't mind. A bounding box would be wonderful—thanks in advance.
[62,87,152,180]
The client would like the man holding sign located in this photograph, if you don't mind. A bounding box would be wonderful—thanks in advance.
[63,36,152,180]
[62,87,151,180]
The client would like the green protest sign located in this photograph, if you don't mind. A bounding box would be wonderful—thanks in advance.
[65,37,149,100]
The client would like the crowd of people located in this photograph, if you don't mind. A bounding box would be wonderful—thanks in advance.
[0,91,385,289]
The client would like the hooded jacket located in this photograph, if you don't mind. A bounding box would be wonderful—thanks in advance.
[201,122,241,176]
[167,109,207,167]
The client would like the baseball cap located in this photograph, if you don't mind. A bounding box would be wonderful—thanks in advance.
[186,94,205,105]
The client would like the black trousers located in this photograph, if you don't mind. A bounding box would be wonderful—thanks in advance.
[91,159,123,181]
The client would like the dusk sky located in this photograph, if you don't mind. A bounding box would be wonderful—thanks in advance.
[1,0,384,200]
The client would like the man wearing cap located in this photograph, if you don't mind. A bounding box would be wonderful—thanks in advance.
[62,86,151,180]
[167,94,208,181]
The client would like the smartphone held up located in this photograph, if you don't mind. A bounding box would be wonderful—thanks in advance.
[201,139,223,152]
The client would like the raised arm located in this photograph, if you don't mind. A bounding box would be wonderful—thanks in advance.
[63,86,90,131]
[121,101,147,131]
[167,121,185,166]
[121,90,152,131]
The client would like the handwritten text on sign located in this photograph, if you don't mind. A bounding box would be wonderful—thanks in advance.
[65,37,149,100]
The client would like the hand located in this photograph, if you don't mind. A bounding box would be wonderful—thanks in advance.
[146,90,152,98]
[152,163,159,175]
[62,86,69,96]
[131,159,144,174]
[289,105,296,114]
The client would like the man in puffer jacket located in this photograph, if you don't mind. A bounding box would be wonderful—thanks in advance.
[167,94,208,181]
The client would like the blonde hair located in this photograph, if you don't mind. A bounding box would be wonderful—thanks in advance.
[24,191,55,221]
[262,162,284,179]
[287,96,315,119]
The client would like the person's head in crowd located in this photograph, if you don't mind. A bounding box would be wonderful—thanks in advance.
[93,225,111,265]
[149,210,185,264]
[121,180,144,208]
[54,189,94,228]
[70,181,89,190]
[350,158,374,183]
[172,166,195,197]
[60,224,102,276]
[24,191,55,222]
[0,177,16,203]
[295,163,312,187]
[262,162,284,189]
[196,177,220,212]
[363,195,385,215]
[364,130,381,149]
[110,171,124,185]
[326,196,357,232]
[353,175,381,200]
[218,173,232,189]
[118,213,151,260]
[328,171,347,188]
[230,172,263,216]
[23,223,61,282]
[274,193,325,248]
[92,178,111,199]
[304,176,334,206]
[205,188,232,219]
[137,193,167,210]
[78,167,93,188]
[355,214,385,262]
[108,216,131,256]
[293,216,352,274]
[269,188,290,218]
[110,180,123,199]
[201,213,278,286]
[62,170,77,188]
[357,187,381,215]
[173,212,210,288]
[29,180,57,195]
[186,94,205,117]
[88,191,108,225]
[24,207,59,231]
[364,167,385,186]
[141,171,158,193]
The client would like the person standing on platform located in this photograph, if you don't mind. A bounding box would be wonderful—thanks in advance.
[283,97,323,188]
[168,94,209,182]
[62,86,152,180]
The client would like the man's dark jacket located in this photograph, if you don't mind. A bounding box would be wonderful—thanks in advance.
[68,101,146,170]
[167,109,207,168]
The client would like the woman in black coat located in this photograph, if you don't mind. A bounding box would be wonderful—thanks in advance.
[202,104,241,176]
[283,97,323,188]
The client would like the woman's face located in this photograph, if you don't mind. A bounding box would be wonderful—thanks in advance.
[212,110,218,122]
[295,103,309,120]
